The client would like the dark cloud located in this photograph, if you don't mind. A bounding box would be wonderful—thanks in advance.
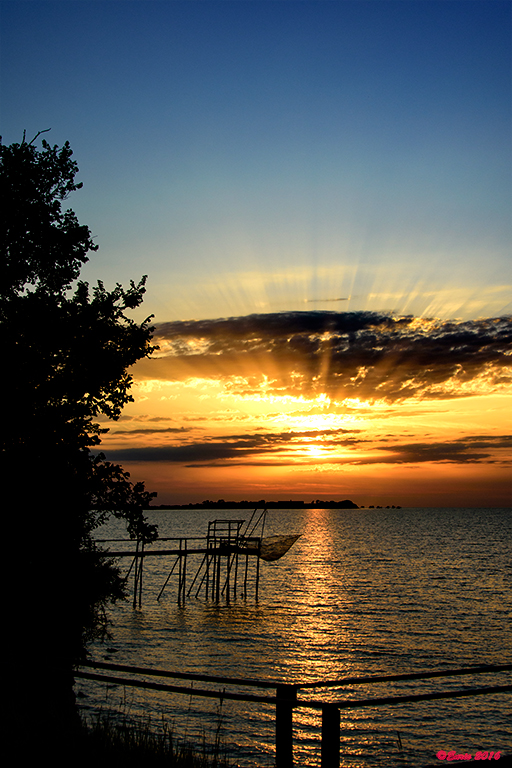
[221,428,361,443]
[147,311,512,403]
[103,431,510,468]
[116,415,180,423]
[156,310,403,345]
[102,427,361,464]
[107,442,250,464]
[366,435,512,465]
[111,426,192,436]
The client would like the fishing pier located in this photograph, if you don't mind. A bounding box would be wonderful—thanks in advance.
[98,509,300,607]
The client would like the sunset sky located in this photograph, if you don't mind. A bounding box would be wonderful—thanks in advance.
[1,0,511,507]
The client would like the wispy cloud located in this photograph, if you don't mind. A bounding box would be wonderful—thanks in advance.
[304,297,350,303]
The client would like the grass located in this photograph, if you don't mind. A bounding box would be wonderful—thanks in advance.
[77,711,232,767]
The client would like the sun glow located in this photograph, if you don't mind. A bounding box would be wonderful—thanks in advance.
[97,302,512,508]
[302,443,331,461]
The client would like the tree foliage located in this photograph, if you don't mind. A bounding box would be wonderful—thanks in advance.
[1,133,158,748]
[1,130,96,297]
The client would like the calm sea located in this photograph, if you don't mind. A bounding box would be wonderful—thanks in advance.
[76,507,512,767]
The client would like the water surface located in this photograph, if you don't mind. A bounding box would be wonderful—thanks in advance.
[77,507,512,766]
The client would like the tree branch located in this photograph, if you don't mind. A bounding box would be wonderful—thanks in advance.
[27,128,52,145]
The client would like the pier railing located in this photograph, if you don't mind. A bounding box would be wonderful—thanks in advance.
[75,660,512,767]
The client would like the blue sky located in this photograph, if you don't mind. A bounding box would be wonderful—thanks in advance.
[1,0,510,323]
[2,1,511,506]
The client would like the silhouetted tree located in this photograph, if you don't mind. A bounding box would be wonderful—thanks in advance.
[1,131,158,756]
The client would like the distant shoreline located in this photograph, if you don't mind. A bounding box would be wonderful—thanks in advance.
[148,500,402,510]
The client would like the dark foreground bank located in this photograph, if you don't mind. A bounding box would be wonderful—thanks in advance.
[74,716,231,768]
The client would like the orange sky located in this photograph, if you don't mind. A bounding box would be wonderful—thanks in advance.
[97,312,512,508]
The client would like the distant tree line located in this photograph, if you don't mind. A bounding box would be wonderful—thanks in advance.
[152,499,402,510]
[154,498,360,509]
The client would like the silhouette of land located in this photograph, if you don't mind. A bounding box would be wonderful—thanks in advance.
[150,499,401,510]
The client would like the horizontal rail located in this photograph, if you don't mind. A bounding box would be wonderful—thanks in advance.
[330,683,512,710]
[103,548,211,557]
[95,537,209,543]
[80,659,281,688]
[75,664,512,711]
[99,546,260,558]
[96,536,218,542]
[96,533,257,545]
[79,659,512,690]
[298,662,512,688]
[75,670,278,705]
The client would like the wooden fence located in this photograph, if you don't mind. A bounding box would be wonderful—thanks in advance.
[75,660,511,766]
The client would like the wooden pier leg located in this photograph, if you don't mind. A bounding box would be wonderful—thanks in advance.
[225,555,230,604]
[178,540,183,605]
[210,550,215,600]
[132,539,140,610]
[181,551,187,603]
[255,552,260,601]
[321,704,340,768]
[276,684,296,768]
[233,551,239,599]
[243,554,249,599]
[215,551,221,602]
[138,542,144,608]
[157,556,179,601]
[188,553,207,598]
[205,552,210,599]
[222,553,238,603]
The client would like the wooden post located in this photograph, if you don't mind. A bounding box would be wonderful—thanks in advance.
[321,704,340,768]
[276,684,296,768]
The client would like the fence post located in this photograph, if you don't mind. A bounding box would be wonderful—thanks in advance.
[321,704,340,768]
[276,684,297,767]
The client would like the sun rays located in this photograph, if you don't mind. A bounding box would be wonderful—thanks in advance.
[91,307,512,506]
